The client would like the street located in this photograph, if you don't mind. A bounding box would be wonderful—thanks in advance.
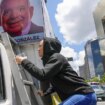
[97,101,105,105]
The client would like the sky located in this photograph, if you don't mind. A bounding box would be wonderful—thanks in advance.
[46,0,100,72]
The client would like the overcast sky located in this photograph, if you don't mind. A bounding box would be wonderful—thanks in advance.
[47,0,100,71]
[55,0,100,44]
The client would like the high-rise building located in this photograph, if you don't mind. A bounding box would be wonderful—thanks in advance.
[79,56,91,80]
[93,0,105,38]
[93,0,105,76]
[85,38,105,78]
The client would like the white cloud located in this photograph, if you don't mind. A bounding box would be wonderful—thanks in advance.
[60,46,85,71]
[75,50,85,66]
[55,0,100,44]
[60,46,77,59]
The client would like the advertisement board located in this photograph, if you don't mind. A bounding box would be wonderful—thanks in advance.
[0,0,44,44]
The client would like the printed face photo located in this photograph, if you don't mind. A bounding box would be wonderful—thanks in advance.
[0,0,44,43]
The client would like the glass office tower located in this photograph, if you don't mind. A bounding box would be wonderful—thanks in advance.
[85,38,105,78]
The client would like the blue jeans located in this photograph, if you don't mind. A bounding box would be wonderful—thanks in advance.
[59,93,97,105]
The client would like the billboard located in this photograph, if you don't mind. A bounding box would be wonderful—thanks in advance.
[0,0,44,44]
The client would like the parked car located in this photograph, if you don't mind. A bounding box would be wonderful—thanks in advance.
[90,84,105,101]
[101,85,105,92]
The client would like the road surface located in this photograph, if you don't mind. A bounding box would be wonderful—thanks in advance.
[97,101,105,105]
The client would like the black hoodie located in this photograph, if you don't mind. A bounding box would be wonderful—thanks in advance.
[42,37,61,65]
[21,37,94,101]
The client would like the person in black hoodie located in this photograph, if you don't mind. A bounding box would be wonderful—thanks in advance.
[16,37,97,105]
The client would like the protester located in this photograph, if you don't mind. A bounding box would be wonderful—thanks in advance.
[16,37,97,105]
[0,0,43,37]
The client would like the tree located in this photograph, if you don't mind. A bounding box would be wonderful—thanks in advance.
[100,73,105,83]
[85,74,105,84]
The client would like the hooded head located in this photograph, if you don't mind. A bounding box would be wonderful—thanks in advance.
[43,37,61,55]
[38,37,61,65]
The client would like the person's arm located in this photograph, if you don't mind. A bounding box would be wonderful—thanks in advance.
[16,55,62,81]
[43,86,55,96]
[37,86,55,97]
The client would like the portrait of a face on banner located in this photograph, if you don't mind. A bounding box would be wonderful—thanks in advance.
[0,0,44,44]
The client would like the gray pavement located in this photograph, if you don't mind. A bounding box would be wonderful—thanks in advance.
[97,101,105,105]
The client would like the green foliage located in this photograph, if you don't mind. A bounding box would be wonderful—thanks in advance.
[100,74,105,83]
[85,73,105,84]
[91,77,100,82]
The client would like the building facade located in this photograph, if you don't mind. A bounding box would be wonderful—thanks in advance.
[79,56,91,80]
[85,38,105,78]
[93,0,105,77]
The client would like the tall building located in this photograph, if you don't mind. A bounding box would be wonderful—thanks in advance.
[93,0,105,38]
[93,0,105,75]
[85,38,105,78]
[79,56,91,80]
[79,2,105,78]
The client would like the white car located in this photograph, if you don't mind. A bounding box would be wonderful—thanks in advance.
[101,85,105,92]
[91,84,105,101]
